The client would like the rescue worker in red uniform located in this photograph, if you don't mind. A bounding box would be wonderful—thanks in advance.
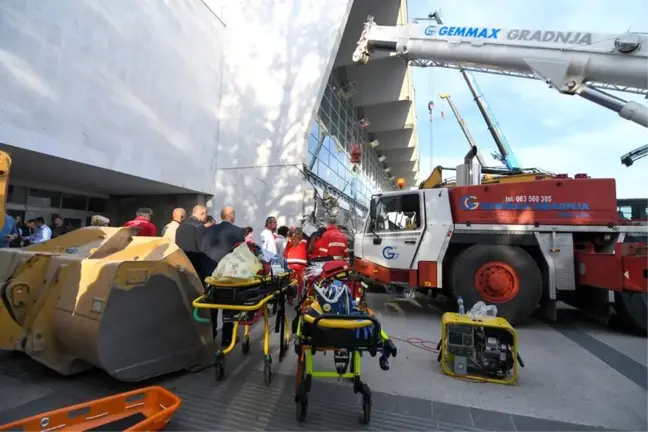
[284,227,308,303]
[308,227,327,260]
[318,217,349,259]
[123,208,157,237]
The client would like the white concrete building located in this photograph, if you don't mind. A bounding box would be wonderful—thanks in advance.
[0,0,419,233]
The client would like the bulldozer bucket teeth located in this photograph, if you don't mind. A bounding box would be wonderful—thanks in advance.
[0,227,214,381]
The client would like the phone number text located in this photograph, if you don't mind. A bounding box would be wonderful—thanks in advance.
[504,195,553,203]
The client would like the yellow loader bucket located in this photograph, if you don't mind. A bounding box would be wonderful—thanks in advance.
[0,227,213,382]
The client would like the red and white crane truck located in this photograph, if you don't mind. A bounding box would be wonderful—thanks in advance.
[351,18,648,331]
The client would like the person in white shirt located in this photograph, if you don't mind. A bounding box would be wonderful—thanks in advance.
[31,217,52,244]
[276,225,289,258]
[259,216,278,255]
[161,208,186,242]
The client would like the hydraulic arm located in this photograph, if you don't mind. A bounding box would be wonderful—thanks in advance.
[461,70,521,170]
[438,93,487,166]
[353,18,648,129]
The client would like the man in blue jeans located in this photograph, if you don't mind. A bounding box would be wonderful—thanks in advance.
[0,214,19,248]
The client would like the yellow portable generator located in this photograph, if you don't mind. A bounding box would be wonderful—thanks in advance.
[437,312,524,385]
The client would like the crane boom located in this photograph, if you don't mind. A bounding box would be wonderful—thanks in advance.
[353,18,648,129]
[460,70,521,170]
[438,93,487,166]
[620,144,648,167]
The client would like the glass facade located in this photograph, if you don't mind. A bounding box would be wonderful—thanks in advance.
[6,184,108,229]
[307,75,394,211]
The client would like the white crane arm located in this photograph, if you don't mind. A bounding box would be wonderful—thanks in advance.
[353,18,648,128]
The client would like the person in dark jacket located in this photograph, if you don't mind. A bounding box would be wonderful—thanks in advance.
[175,205,208,275]
[201,206,245,346]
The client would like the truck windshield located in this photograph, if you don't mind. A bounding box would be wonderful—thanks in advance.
[369,193,421,232]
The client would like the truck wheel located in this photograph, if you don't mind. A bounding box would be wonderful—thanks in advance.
[450,245,543,325]
[614,292,647,334]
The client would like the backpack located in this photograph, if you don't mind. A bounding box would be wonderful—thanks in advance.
[313,279,353,315]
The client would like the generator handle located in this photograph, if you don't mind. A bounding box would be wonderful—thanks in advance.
[516,352,525,368]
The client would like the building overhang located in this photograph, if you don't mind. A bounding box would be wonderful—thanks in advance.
[1,144,198,196]
[333,0,419,187]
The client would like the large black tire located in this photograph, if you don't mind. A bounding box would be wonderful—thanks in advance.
[614,291,648,334]
[450,244,543,325]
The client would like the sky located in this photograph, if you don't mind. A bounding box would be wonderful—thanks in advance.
[409,0,648,198]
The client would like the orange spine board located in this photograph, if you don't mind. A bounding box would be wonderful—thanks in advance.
[0,386,181,432]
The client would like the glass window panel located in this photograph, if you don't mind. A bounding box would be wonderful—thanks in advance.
[329,156,338,174]
[321,94,331,119]
[322,136,331,153]
[311,121,320,139]
[88,197,107,213]
[322,147,331,166]
[7,209,25,223]
[28,188,61,208]
[7,185,27,204]
[63,218,83,229]
[308,133,319,154]
[644,206,648,220]
[61,193,88,211]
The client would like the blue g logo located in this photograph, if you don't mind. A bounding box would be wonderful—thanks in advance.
[459,195,479,211]
[382,246,399,260]
[425,25,437,36]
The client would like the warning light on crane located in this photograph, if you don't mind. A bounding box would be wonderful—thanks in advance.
[396,177,406,189]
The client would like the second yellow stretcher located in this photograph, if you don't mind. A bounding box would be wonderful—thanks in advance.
[192,272,295,384]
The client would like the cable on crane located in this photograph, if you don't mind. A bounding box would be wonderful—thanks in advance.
[428,69,435,176]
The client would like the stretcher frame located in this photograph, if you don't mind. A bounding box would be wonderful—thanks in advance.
[293,310,396,425]
[192,273,294,384]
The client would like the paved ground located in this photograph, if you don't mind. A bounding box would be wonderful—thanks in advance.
[0,293,646,431]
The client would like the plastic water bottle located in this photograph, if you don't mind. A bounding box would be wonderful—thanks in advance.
[457,296,465,314]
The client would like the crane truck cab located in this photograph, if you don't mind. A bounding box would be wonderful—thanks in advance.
[353,154,648,331]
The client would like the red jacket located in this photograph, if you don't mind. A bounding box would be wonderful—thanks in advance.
[284,239,308,269]
[319,225,349,259]
[124,217,157,237]
[310,236,327,259]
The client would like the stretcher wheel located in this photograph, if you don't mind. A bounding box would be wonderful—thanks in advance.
[296,384,308,422]
[215,356,225,381]
[361,386,371,425]
[263,356,272,385]
[379,356,389,371]
[242,337,251,355]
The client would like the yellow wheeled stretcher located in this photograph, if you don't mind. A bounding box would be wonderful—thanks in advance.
[192,272,295,384]
[293,285,397,425]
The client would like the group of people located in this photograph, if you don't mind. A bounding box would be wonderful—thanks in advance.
[122,206,351,347]
[0,213,113,249]
[2,203,351,347]
[1,215,58,248]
